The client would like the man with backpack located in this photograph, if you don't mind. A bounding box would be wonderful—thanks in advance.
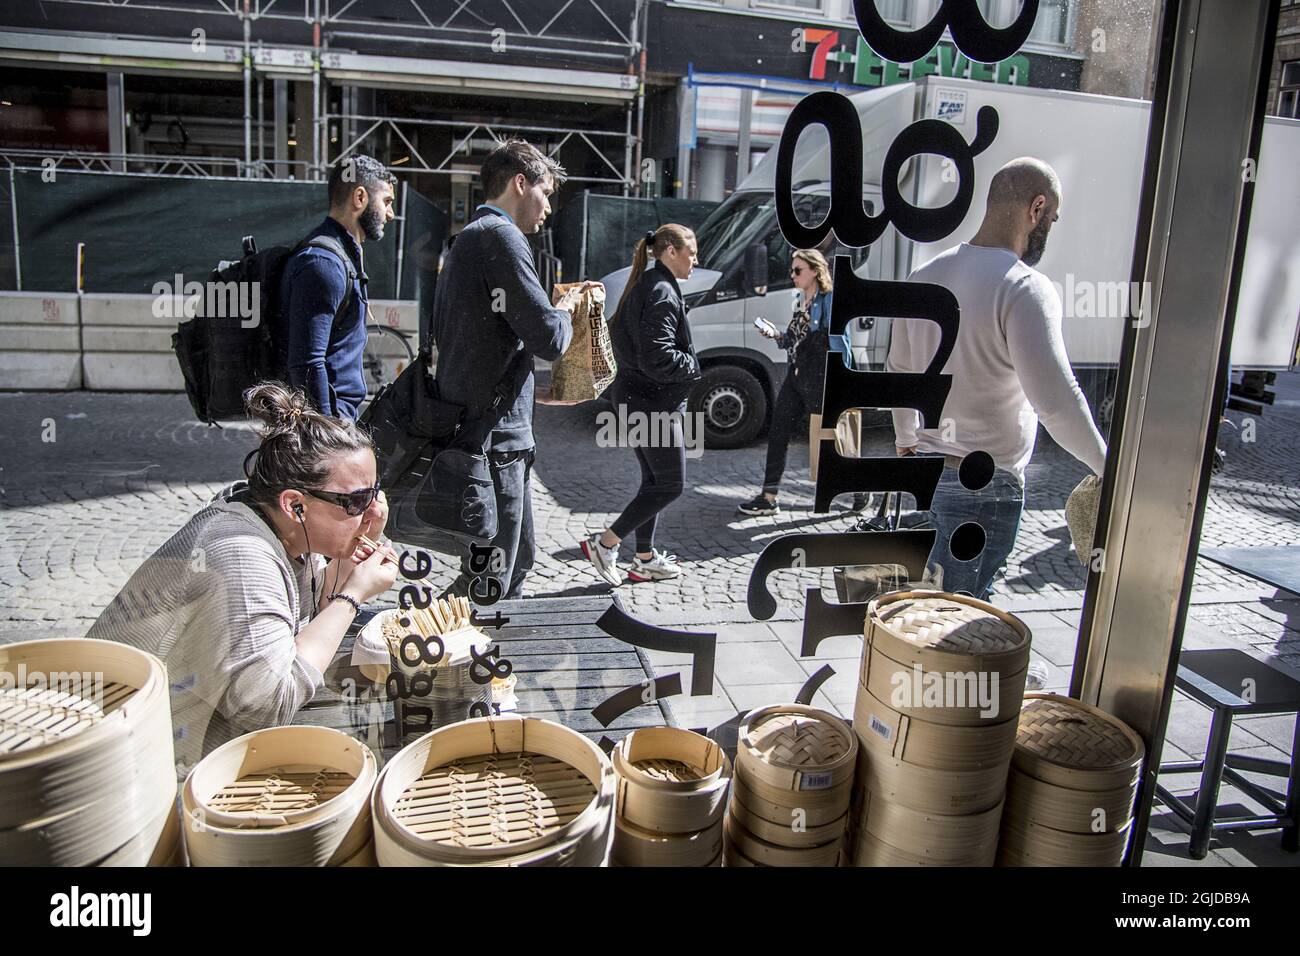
[431,138,582,601]
[277,154,396,420]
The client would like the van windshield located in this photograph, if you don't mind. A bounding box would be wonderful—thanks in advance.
[695,191,775,272]
[695,190,867,286]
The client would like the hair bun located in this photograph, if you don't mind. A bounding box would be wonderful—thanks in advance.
[644,230,656,245]
[243,381,312,432]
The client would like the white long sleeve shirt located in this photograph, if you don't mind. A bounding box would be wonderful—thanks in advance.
[888,243,1107,484]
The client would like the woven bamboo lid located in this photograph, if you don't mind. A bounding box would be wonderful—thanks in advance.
[373,716,615,866]
[1013,694,1145,792]
[736,704,857,793]
[865,591,1031,674]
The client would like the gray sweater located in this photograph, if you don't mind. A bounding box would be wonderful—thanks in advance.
[431,207,573,452]
[84,483,323,778]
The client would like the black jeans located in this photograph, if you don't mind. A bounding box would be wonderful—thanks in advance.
[447,447,535,601]
[609,406,687,554]
[762,374,814,495]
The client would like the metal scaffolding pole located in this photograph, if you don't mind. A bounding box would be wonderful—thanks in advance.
[242,0,252,177]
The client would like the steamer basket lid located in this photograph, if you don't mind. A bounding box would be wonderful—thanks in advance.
[1013,695,1145,780]
[869,593,1030,668]
[743,709,854,771]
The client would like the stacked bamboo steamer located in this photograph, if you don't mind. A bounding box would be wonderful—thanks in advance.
[610,727,731,867]
[182,725,378,866]
[724,704,857,867]
[372,714,616,867]
[998,694,1144,867]
[850,591,1031,866]
[0,638,177,866]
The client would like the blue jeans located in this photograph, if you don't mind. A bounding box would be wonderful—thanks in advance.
[919,465,1024,601]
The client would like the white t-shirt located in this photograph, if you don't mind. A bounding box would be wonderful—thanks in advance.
[888,242,1107,484]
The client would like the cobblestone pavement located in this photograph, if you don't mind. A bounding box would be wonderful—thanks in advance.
[2,375,1298,865]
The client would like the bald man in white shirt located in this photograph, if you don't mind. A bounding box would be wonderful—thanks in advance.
[888,158,1107,600]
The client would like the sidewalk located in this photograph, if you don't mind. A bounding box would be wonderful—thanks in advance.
[2,373,1297,866]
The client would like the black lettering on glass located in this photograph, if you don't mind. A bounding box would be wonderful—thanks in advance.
[851,0,1040,65]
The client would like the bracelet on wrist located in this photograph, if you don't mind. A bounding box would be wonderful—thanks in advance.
[328,592,363,614]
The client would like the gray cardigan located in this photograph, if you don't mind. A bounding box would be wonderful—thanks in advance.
[431,207,574,452]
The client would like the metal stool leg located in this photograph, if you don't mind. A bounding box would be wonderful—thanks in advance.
[1284,711,1300,853]
[1190,705,1233,860]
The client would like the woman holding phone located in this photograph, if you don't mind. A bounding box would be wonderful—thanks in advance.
[580,224,701,585]
[87,383,400,776]
[738,248,851,517]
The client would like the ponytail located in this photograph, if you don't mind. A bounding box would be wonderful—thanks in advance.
[611,224,694,325]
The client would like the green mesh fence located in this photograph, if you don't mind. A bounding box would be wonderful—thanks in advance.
[554,192,719,282]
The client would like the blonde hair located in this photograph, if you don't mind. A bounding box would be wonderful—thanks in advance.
[792,249,833,295]
[613,223,695,323]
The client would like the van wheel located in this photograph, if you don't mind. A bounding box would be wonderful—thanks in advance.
[690,365,767,449]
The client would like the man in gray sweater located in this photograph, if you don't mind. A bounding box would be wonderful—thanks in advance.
[432,138,579,600]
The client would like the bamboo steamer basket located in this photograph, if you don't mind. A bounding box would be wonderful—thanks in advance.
[731,761,851,827]
[723,812,843,867]
[612,728,731,833]
[997,817,1133,867]
[853,683,1019,772]
[854,735,1009,816]
[1003,766,1137,834]
[91,790,183,867]
[728,789,848,848]
[735,704,856,802]
[861,592,1031,727]
[0,639,176,866]
[612,815,723,867]
[337,838,378,867]
[182,725,376,867]
[852,829,994,867]
[373,715,615,867]
[1012,694,1145,792]
[852,789,1002,865]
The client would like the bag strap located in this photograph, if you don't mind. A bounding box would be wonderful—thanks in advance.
[300,235,358,319]
[452,349,533,453]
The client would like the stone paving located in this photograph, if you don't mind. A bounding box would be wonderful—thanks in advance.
[1,372,1298,865]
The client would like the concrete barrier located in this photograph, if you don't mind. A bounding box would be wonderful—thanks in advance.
[0,292,83,389]
[0,291,420,391]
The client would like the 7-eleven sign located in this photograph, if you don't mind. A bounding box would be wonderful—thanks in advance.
[804,29,853,81]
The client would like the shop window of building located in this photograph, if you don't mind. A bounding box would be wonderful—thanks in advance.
[1280,61,1300,119]
[751,0,826,15]
[966,0,1072,45]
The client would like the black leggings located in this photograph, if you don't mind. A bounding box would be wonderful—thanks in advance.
[762,375,814,495]
[609,409,687,554]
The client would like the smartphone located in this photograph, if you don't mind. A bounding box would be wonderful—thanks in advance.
[753,317,778,336]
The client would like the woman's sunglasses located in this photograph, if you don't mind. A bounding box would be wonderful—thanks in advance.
[790,266,807,276]
[304,482,382,517]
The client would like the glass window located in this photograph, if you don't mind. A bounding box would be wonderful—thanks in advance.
[1281,61,1300,120]
[752,0,825,12]
[1029,0,1071,45]
[875,0,911,24]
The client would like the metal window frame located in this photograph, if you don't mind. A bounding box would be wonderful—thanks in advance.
[1072,0,1281,865]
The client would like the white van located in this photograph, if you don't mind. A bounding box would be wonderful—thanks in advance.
[602,76,1300,449]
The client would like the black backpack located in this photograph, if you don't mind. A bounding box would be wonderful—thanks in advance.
[172,233,356,423]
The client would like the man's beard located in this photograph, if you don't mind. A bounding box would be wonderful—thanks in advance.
[360,198,386,241]
[1023,217,1051,266]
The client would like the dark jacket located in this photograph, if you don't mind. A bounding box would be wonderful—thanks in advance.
[610,260,701,411]
[277,216,369,420]
[431,207,573,452]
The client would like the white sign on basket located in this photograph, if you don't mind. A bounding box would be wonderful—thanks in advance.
[799,770,834,791]
[869,713,893,742]
[935,89,967,125]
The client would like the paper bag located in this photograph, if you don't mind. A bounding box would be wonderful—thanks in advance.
[550,281,617,402]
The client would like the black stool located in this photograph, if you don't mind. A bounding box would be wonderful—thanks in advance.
[1154,648,1300,859]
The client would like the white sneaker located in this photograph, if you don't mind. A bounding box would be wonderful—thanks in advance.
[1025,661,1051,692]
[580,534,622,586]
[627,549,681,583]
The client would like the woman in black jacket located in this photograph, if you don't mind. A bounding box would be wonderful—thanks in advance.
[580,225,701,585]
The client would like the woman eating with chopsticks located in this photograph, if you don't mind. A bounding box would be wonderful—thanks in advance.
[86,383,401,777]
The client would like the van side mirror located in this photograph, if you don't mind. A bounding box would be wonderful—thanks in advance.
[744,243,768,296]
